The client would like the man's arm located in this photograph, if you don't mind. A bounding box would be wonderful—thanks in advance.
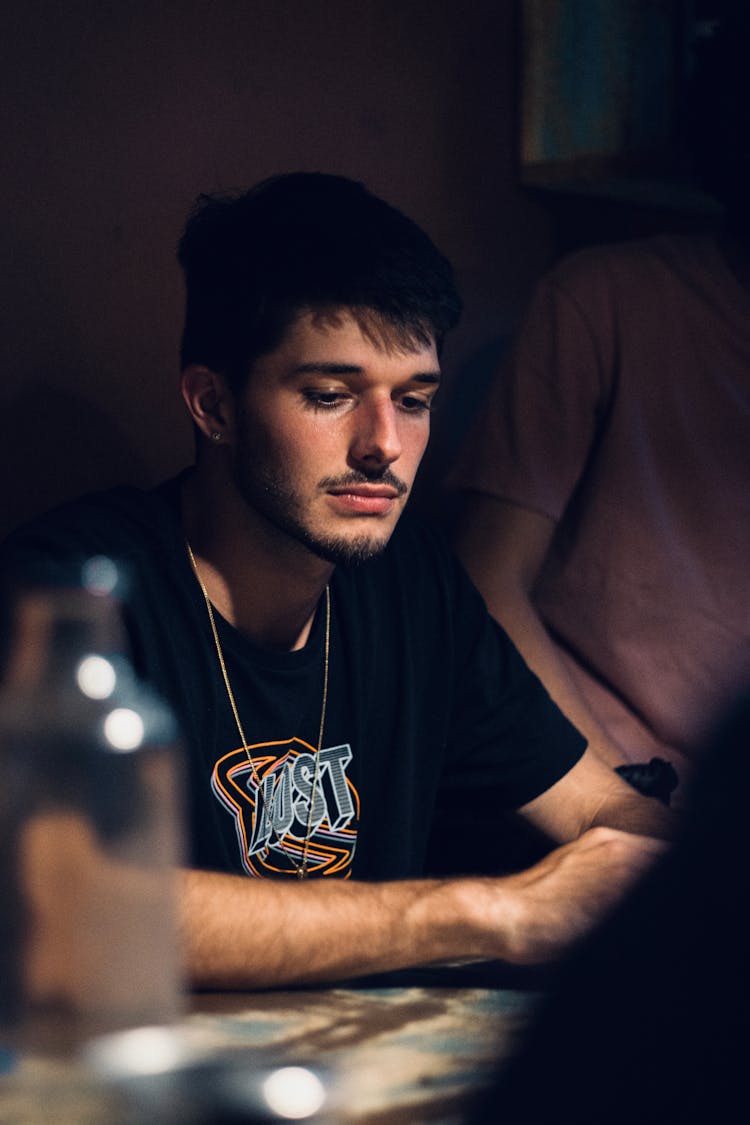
[518,746,676,843]
[180,826,664,989]
[453,494,627,768]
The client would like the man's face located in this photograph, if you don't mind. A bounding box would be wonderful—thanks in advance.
[230,310,440,565]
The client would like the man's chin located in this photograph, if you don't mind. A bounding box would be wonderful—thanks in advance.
[304,529,393,566]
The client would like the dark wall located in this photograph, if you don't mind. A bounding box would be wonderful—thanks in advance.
[0,0,554,537]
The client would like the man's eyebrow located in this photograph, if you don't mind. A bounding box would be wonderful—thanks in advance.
[292,361,441,383]
[293,362,364,375]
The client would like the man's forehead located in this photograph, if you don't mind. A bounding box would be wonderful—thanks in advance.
[240,306,440,392]
[292,305,438,359]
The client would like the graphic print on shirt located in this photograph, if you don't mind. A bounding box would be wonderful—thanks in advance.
[212,738,359,877]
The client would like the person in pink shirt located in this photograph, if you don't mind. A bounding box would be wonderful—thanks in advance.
[451,8,750,800]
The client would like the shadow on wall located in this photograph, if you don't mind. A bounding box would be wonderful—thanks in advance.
[0,384,149,541]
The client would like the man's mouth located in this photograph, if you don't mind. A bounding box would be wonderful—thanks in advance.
[325,484,402,515]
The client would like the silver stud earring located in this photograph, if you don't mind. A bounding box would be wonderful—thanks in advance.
[211,431,222,442]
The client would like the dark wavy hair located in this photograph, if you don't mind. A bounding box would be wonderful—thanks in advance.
[177,172,462,393]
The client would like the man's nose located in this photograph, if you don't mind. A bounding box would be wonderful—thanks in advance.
[349,398,402,467]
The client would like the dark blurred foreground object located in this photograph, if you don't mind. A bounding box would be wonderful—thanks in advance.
[470,688,750,1124]
[0,567,185,1054]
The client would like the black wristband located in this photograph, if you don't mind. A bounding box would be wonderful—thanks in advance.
[614,757,679,806]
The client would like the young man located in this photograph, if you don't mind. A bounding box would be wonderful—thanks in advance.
[1,173,671,989]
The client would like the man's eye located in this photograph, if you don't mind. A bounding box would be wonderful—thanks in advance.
[304,391,347,409]
[400,395,432,413]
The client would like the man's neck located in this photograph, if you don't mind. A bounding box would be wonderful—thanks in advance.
[180,464,334,652]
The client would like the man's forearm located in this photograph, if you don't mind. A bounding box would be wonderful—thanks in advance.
[179,870,488,989]
[519,747,677,845]
[180,828,665,989]
[588,784,677,841]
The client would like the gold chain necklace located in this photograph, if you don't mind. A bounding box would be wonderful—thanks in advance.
[185,541,330,879]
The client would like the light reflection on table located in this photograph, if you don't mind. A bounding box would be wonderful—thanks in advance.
[1,969,544,1123]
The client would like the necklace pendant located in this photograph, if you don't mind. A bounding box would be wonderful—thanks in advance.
[297,866,307,880]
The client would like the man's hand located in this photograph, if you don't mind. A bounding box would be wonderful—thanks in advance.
[472,827,666,965]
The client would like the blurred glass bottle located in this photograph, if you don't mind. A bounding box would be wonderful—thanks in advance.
[0,557,185,1055]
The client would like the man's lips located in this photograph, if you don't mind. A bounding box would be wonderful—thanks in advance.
[328,485,400,498]
[325,485,402,515]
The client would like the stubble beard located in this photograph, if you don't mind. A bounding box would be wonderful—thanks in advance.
[235,455,399,567]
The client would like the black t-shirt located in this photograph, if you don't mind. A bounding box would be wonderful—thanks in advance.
[0,475,585,879]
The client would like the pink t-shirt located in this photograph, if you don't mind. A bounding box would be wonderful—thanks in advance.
[452,235,750,769]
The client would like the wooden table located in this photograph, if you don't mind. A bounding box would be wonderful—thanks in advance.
[0,968,543,1123]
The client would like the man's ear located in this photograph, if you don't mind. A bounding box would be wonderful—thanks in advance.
[180,365,235,444]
